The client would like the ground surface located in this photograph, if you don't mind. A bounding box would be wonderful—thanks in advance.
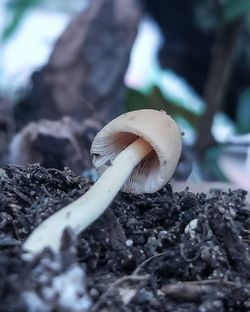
[0,165,250,311]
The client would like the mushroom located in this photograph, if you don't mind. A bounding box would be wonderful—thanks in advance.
[23,109,182,256]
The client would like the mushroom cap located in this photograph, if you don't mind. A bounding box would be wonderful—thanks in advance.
[91,109,182,194]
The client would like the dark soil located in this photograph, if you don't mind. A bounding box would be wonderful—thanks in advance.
[0,165,250,312]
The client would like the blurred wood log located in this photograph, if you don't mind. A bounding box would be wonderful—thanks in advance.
[14,0,141,130]
[9,117,102,173]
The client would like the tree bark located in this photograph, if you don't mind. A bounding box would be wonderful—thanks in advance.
[196,20,242,158]
[14,0,141,130]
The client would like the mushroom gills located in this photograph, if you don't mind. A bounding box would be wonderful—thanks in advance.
[92,132,160,194]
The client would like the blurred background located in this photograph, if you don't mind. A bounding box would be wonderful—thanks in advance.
[0,0,250,192]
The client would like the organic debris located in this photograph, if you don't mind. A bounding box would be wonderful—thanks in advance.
[0,165,250,311]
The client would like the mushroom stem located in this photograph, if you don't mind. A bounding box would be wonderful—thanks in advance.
[23,138,152,256]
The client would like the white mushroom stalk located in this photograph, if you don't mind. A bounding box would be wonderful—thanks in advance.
[23,109,182,257]
[23,138,152,256]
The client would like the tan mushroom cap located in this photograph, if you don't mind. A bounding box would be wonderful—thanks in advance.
[91,109,182,194]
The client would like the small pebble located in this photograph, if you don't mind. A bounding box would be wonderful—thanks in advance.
[125,239,133,247]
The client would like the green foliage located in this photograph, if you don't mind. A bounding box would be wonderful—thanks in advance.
[193,0,250,29]
[125,87,200,130]
[221,0,250,25]
[203,146,228,181]
[2,0,40,41]
[193,0,218,31]
[236,88,250,133]
[125,88,151,111]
